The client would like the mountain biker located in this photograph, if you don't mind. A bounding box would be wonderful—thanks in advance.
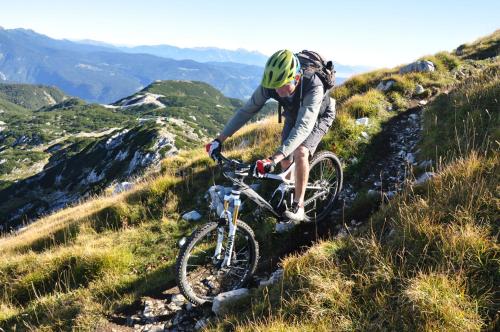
[206,49,336,226]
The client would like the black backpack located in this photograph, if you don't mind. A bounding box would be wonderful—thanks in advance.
[296,50,335,91]
[277,50,335,123]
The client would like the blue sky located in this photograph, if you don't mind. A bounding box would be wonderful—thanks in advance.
[0,0,498,67]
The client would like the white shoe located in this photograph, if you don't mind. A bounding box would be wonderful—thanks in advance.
[275,203,309,233]
[283,203,306,223]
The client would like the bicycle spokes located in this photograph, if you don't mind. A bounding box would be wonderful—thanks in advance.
[183,225,254,300]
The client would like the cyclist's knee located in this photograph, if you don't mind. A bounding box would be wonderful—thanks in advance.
[294,145,309,161]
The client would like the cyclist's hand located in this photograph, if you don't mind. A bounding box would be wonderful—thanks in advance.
[205,139,222,161]
[253,158,276,177]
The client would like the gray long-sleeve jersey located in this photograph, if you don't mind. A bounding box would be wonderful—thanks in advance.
[221,81,324,157]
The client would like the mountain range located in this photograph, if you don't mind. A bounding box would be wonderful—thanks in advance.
[78,39,374,75]
[0,27,264,103]
[0,27,368,103]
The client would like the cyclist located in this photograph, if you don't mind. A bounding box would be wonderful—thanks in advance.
[206,49,335,226]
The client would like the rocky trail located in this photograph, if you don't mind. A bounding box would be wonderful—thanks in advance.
[104,104,430,331]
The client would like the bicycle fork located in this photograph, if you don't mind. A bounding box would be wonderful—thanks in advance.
[213,189,241,268]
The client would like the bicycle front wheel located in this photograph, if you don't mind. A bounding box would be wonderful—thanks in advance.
[175,220,259,305]
[304,151,343,222]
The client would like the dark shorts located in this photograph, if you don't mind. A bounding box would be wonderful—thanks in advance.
[281,97,336,161]
[281,117,330,161]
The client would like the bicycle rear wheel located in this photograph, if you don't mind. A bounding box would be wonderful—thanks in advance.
[304,151,343,222]
[175,220,259,305]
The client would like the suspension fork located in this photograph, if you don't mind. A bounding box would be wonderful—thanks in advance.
[213,189,241,267]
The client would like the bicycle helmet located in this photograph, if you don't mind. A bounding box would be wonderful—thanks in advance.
[261,49,301,89]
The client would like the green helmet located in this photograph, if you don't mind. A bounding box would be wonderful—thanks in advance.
[261,49,301,89]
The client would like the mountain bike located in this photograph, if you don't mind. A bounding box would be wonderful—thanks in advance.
[175,150,343,305]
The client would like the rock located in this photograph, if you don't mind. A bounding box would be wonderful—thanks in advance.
[455,44,466,56]
[385,191,396,199]
[418,160,433,168]
[376,79,395,92]
[360,131,370,139]
[127,315,142,326]
[171,294,186,307]
[414,84,425,95]
[259,269,284,287]
[409,113,418,121]
[113,181,134,195]
[355,117,370,126]
[405,152,416,164]
[399,60,435,74]
[147,325,164,332]
[212,288,249,315]
[182,210,202,221]
[167,302,181,311]
[275,221,295,233]
[336,228,348,238]
[418,100,428,106]
[195,318,209,330]
[415,172,436,185]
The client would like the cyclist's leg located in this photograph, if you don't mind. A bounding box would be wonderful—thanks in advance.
[294,119,330,204]
[293,145,310,205]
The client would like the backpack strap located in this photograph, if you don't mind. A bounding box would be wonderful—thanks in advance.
[300,70,314,107]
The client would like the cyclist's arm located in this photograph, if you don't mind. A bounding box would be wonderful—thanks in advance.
[277,84,323,157]
[218,85,270,141]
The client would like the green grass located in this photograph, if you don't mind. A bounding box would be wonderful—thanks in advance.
[341,89,390,118]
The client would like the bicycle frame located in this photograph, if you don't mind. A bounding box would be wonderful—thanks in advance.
[212,154,328,268]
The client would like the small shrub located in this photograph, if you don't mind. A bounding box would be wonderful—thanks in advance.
[388,75,417,97]
[387,91,409,111]
[342,89,390,118]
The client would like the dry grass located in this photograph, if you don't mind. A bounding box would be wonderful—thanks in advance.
[404,272,483,331]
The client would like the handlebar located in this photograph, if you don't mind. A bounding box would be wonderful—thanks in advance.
[213,151,252,175]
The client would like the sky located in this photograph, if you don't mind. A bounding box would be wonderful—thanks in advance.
[0,0,498,68]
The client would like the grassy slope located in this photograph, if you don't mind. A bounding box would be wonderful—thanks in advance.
[0,83,68,111]
[0,32,498,330]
